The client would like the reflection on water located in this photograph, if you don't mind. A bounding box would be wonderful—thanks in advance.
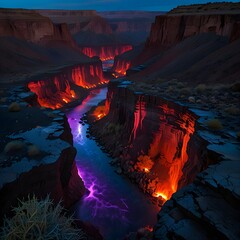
[66,88,159,240]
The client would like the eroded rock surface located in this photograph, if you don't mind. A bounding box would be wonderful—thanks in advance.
[0,87,85,221]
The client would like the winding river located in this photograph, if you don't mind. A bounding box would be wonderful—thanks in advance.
[66,88,159,240]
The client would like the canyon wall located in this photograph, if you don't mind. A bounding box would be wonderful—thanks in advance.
[112,57,131,77]
[90,80,210,203]
[90,80,240,239]
[145,14,240,49]
[0,8,76,47]
[0,112,85,222]
[79,45,132,61]
[28,61,106,109]
[38,10,112,35]
[99,12,163,33]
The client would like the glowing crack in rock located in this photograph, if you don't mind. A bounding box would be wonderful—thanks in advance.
[112,60,131,78]
[80,45,132,61]
[77,167,129,222]
[129,97,146,142]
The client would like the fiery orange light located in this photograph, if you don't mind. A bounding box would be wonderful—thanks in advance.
[153,192,168,201]
[62,98,68,103]
[80,45,132,61]
[93,105,108,120]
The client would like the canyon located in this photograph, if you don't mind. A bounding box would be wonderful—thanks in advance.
[0,2,240,240]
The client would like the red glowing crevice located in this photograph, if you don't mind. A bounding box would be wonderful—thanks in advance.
[28,63,107,109]
[112,60,131,78]
[128,100,196,202]
[80,45,132,61]
[28,78,76,109]
[71,64,107,89]
[130,97,146,142]
[144,110,195,201]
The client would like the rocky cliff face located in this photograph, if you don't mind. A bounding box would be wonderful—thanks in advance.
[0,8,76,47]
[38,10,112,35]
[90,80,211,203]
[80,45,132,61]
[28,61,105,109]
[112,57,131,77]
[145,14,240,48]
[90,80,240,239]
[99,11,163,33]
[0,107,85,221]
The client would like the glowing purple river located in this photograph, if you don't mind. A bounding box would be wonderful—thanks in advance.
[66,88,159,240]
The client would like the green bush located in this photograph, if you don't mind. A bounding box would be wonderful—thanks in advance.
[0,195,86,240]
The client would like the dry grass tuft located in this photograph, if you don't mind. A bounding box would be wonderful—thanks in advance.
[4,140,25,153]
[195,84,206,93]
[206,119,223,130]
[0,195,86,240]
[8,102,21,112]
[179,87,191,95]
[225,106,240,115]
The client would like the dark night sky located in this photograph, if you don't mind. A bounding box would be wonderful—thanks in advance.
[0,0,239,11]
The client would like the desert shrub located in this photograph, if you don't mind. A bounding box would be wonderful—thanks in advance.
[8,102,21,112]
[165,86,174,93]
[28,145,40,157]
[0,195,86,240]
[176,81,185,89]
[224,106,240,115]
[206,119,223,130]
[188,96,195,103]
[179,87,191,95]
[4,140,25,153]
[195,84,206,93]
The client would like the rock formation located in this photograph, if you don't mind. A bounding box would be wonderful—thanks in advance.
[90,81,211,202]
[0,88,86,221]
[80,45,132,61]
[28,61,106,109]
[89,79,240,239]
[0,8,75,47]
[145,14,240,49]
[37,10,111,35]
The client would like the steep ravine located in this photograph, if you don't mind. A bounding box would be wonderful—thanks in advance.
[0,89,85,222]
[89,80,240,239]
[79,45,132,61]
[27,61,107,109]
